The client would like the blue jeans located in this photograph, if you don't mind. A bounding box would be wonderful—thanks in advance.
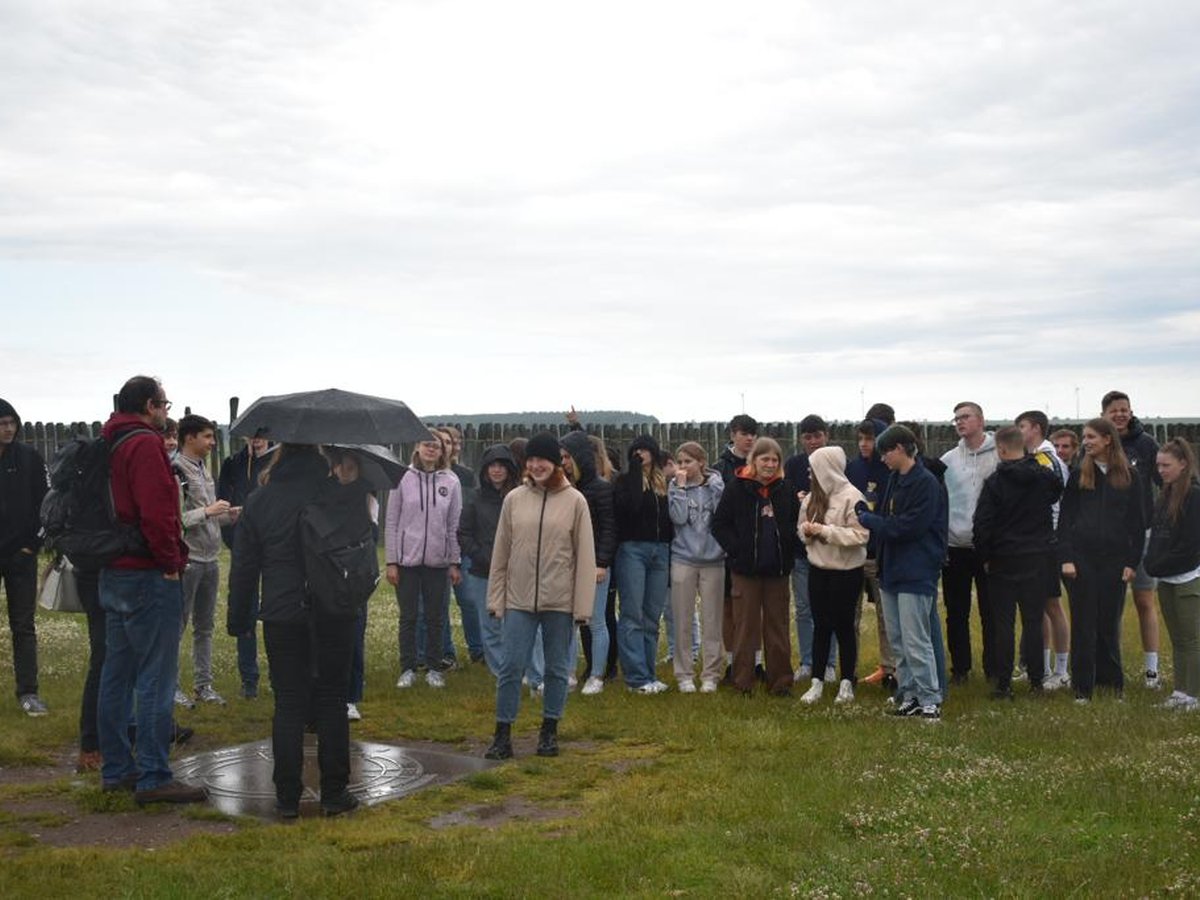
[587,571,612,678]
[616,541,670,687]
[470,573,504,676]
[235,581,260,692]
[97,568,183,791]
[880,589,941,707]
[496,609,574,722]
[453,555,484,659]
[929,597,947,703]
[792,554,838,670]
[524,624,577,687]
[348,605,368,703]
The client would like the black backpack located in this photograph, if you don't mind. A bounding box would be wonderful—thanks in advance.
[41,428,153,571]
[299,501,379,619]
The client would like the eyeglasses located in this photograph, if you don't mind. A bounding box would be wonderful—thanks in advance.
[952,414,974,424]
[153,399,173,411]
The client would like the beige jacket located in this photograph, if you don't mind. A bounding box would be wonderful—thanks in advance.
[487,474,597,620]
[799,446,869,571]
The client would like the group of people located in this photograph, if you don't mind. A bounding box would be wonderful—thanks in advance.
[1,380,1198,814]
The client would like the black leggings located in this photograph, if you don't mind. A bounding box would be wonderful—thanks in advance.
[810,566,864,683]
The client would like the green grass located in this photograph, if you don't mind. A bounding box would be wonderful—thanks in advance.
[1,551,1198,897]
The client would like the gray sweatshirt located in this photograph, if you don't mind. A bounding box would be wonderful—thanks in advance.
[175,454,230,563]
[667,471,726,566]
[940,433,998,549]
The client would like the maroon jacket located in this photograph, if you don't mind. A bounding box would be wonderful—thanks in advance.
[102,413,187,574]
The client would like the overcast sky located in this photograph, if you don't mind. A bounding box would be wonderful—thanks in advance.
[3,1,1198,427]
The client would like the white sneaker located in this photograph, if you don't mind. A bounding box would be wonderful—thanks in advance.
[195,685,226,706]
[700,679,718,693]
[581,676,604,696]
[530,682,544,698]
[568,675,578,690]
[1145,670,1162,690]
[1043,672,1070,692]
[346,702,362,721]
[174,689,196,709]
[823,665,837,684]
[634,681,667,695]
[678,679,696,694]
[834,678,855,704]
[793,664,812,684]
[426,670,446,689]
[396,669,416,689]
[800,679,824,704]
[1179,697,1200,712]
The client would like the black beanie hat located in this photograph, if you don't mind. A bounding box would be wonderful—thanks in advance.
[525,432,562,465]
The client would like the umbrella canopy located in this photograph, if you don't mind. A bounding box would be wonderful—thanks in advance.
[326,443,406,492]
[230,389,433,445]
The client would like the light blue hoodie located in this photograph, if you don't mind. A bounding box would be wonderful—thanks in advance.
[667,470,726,566]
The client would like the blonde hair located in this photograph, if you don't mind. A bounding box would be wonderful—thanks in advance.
[675,441,708,466]
[746,437,783,479]
[588,434,613,481]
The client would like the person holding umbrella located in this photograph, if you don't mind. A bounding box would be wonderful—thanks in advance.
[484,433,596,759]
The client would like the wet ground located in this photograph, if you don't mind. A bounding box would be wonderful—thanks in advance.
[172,737,497,820]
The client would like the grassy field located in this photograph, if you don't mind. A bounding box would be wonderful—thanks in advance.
[0,553,1197,898]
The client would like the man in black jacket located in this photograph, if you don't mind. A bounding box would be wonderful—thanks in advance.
[0,399,48,716]
[1102,390,1162,687]
[973,426,1063,699]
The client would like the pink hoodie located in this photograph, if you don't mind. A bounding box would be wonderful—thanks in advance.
[384,466,461,568]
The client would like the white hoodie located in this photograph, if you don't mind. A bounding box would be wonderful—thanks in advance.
[940,433,998,549]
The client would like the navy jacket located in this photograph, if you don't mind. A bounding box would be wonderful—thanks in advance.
[859,460,948,596]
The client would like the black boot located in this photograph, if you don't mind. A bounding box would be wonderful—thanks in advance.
[536,718,559,757]
[484,722,513,760]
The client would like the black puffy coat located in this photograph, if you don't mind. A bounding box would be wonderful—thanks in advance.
[561,431,617,568]
[1145,479,1200,579]
[227,448,330,632]
[613,435,673,545]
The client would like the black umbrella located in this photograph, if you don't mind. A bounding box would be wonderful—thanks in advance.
[326,443,406,492]
[230,389,433,445]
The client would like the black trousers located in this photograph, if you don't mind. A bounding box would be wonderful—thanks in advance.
[75,568,107,752]
[942,546,994,679]
[987,556,1047,691]
[1066,553,1127,699]
[0,549,39,697]
[264,616,355,802]
[810,566,864,683]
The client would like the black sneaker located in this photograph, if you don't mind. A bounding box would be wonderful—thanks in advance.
[890,697,920,717]
[991,687,1014,701]
[275,797,300,819]
[754,663,767,683]
[320,790,359,817]
[881,674,898,692]
[135,780,208,805]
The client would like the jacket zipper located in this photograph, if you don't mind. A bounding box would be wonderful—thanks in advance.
[421,471,431,566]
[534,488,548,612]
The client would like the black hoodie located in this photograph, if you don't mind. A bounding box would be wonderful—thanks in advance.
[613,435,673,544]
[561,430,617,568]
[973,456,1063,562]
[1057,464,1146,569]
[0,399,48,558]
[1145,479,1200,579]
[458,444,519,578]
[1121,416,1161,521]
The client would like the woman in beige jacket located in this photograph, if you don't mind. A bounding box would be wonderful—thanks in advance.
[484,433,596,760]
[798,446,869,705]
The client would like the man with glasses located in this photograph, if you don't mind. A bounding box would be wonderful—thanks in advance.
[0,399,49,716]
[940,401,999,684]
[97,376,206,805]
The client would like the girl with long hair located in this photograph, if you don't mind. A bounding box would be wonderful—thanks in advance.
[613,435,674,693]
[666,442,725,693]
[1146,438,1200,710]
[1057,417,1145,701]
[384,434,462,689]
[711,437,799,695]
[798,446,869,705]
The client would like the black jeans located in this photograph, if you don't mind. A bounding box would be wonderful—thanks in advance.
[264,616,356,802]
[395,566,449,672]
[987,556,1047,691]
[942,546,994,680]
[0,549,39,697]
[810,566,864,683]
[76,568,107,752]
[1066,553,1127,699]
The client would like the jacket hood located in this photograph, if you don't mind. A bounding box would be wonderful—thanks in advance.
[956,432,996,456]
[267,447,331,484]
[102,412,157,442]
[561,431,597,483]
[808,446,852,494]
[628,434,662,465]
[0,398,19,429]
[866,418,888,438]
[1125,416,1146,440]
[736,465,782,487]
[996,455,1046,485]
[478,443,518,482]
